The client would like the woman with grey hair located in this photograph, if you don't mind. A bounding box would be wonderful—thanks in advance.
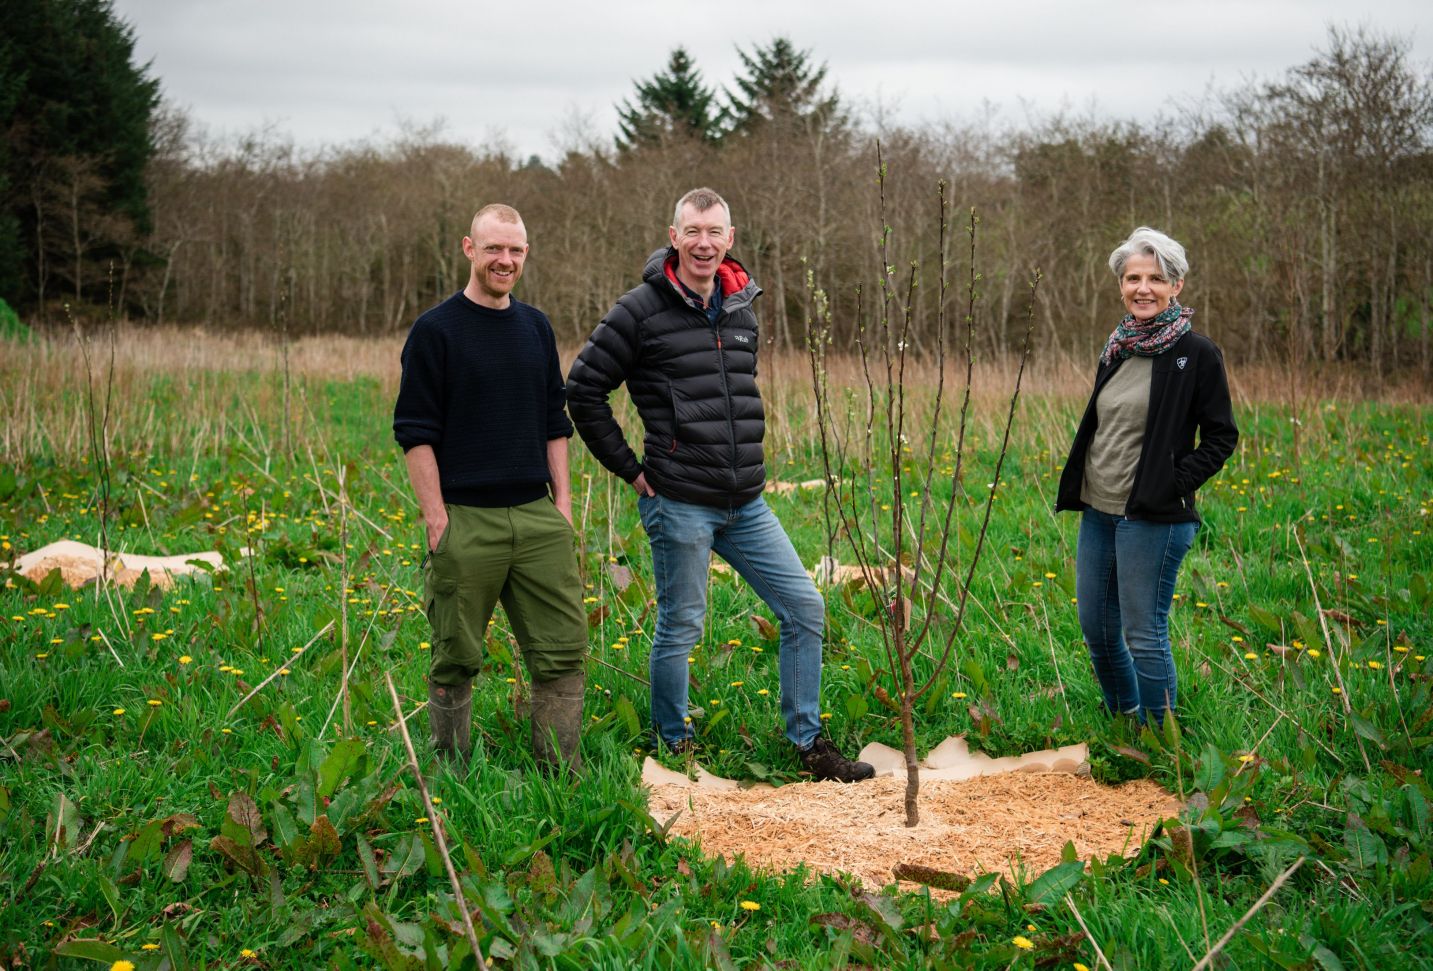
[1055,227,1238,724]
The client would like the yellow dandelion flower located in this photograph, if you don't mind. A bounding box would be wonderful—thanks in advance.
[415,817,429,824]
[1012,935,1034,949]
[757,689,769,696]
[1307,649,1321,658]
[1244,652,1257,660]
[819,712,832,720]
[730,681,744,687]
[113,708,126,716]
[179,655,193,665]
[110,962,136,971]
[952,691,967,699]
[419,641,431,650]
[147,699,162,707]
[1238,754,1255,763]
[1368,660,1383,670]
[1332,687,1342,695]
[1076,964,1092,971]
[240,949,256,959]
[739,900,760,911]
[141,943,160,950]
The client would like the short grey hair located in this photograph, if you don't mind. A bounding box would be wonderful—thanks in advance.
[1108,227,1188,282]
[672,187,731,228]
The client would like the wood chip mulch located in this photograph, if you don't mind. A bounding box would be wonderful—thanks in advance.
[646,772,1181,892]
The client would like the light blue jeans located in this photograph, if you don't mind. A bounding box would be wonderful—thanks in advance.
[637,493,824,748]
[1076,509,1197,724]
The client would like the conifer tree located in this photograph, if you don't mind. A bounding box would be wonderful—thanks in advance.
[724,37,843,136]
[0,0,160,308]
[615,47,720,150]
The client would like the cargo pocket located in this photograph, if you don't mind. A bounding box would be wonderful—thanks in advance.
[424,555,469,681]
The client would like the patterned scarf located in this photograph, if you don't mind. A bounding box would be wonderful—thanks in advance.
[1099,303,1194,366]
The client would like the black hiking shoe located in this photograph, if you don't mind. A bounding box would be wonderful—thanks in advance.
[798,736,875,782]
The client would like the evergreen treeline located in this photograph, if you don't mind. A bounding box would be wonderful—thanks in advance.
[4,15,1431,376]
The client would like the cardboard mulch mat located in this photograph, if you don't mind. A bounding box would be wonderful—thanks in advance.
[643,737,1181,893]
[8,540,231,590]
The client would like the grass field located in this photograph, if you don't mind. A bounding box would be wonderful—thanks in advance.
[1,328,1430,969]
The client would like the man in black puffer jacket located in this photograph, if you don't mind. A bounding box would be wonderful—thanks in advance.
[568,188,873,783]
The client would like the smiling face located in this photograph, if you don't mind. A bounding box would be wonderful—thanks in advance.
[1119,252,1184,322]
[669,202,735,299]
[462,213,528,309]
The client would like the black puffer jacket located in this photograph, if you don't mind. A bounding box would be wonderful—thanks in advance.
[568,248,765,508]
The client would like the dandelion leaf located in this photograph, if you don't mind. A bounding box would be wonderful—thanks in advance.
[210,834,268,876]
[45,791,80,853]
[317,737,367,798]
[163,839,194,882]
[1024,859,1085,905]
[222,791,267,847]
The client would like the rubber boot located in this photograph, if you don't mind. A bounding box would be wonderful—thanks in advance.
[428,680,473,763]
[530,672,584,778]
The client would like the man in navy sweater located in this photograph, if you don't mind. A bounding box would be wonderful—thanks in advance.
[393,203,587,775]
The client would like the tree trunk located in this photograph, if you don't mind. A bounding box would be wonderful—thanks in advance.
[901,695,920,827]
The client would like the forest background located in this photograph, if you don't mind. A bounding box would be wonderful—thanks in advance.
[2,4,1432,383]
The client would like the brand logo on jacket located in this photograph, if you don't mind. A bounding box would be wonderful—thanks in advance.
[1176,356,1188,370]
[732,334,751,344]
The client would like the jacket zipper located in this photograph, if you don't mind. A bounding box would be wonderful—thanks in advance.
[712,320,739,492]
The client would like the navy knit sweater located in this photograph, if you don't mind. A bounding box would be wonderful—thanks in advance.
[393,292,573,507]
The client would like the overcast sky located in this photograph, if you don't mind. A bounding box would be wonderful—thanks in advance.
[112,0,1432,160]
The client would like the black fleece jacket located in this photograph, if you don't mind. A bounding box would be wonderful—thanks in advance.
[567,248,765,508]
[1055,331,1238,523]
[393,292,572,507]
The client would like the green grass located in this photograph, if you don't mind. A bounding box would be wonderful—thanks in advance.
[1,360,1430,969]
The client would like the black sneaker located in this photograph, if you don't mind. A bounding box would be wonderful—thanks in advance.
[798,736,875,782]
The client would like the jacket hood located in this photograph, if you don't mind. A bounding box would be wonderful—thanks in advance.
[642,247,754,300]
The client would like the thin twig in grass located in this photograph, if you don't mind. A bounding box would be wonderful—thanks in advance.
[586,651,650,687]
[226,621,334,719]
[1205,654,1343,765]
[383,672,489,971]
[1190,856,1306,971]
[339,465,352,735]
[1292,527,1371,772]
[95,627,126,668]
[321,577,394,738]
[1235,713,1286,776]
[1038,595,1070,720]
[1063,894,1113,971]
[238,482,267,658]
[1158,907,1200,965]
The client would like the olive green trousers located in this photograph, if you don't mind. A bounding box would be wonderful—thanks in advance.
[424,498,587,686]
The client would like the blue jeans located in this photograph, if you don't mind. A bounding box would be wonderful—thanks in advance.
[637,493,824,748]
[1075,509,1197,723]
